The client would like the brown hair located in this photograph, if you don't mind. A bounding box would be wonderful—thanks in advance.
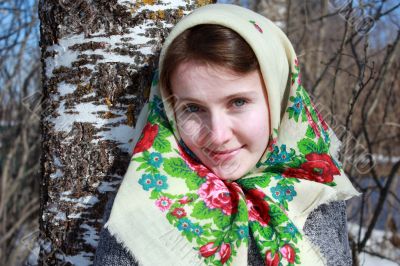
[160,24,259,93]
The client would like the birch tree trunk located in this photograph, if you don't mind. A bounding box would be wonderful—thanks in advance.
[38,0,214,264]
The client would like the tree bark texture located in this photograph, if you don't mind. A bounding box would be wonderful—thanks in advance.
[38,0,214,264]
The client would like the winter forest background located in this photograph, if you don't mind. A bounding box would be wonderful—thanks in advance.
[0,0,399,265]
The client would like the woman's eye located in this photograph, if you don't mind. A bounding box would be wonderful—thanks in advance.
[232,98,247,107]
[184,104,200,113]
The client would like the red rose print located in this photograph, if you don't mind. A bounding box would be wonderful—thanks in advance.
[199,242,218,258]
[219,243,231,264]
[246,189,270,226]
[171,207,186,218]
[226,180,244,195]
[178,195,192,204]
[283,153,340,183]
[198,175,239,215]
[280,244,295,263]
[133,122,159,154]
[265,250,279,266]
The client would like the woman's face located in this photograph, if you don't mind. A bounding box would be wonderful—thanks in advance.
[171,60,270,181]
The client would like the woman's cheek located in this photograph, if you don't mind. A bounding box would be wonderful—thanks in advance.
[178,116,202,136]
[242,110,269,138]
[178,118,208,150]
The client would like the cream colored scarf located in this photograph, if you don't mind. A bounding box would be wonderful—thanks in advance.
[106,4,359,266]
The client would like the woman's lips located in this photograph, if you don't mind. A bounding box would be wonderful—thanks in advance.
[203,146,244,161]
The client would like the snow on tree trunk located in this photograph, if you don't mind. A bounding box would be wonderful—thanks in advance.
[38,0,214,265]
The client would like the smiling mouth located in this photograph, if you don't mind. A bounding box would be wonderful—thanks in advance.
[203,145,244,161]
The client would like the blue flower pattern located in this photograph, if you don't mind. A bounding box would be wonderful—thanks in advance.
[138,173,168,191]
[192,224,204,236]
[177,218,194,232]
[292,96,303,115]
[154,173,168,191]
[138,174,155,191]
[237,226,249,239]
[284,222,299,238]
[267,145,293,164]
[149,152,163,168]
[271,184,297,202]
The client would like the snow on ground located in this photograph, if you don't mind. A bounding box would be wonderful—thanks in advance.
[359,252,399,266]
[348,222,400,265]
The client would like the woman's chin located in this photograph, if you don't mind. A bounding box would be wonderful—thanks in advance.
[218,175,242,181]
[209,164,244,181]
[199,153,254,181]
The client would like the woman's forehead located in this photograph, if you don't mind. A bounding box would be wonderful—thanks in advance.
[170,61,265,103]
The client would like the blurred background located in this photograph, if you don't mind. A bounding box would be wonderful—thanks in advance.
[0,0,399,265]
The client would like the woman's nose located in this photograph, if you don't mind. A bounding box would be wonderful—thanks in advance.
[206,112,233,146]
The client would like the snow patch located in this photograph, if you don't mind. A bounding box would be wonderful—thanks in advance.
[50,168,63,180]
[61,190,72,196]
[53,155,62,166]
[26,242,39,266]
[348,223,399,264]
[118,0,188,13]
[80,223,99,247]
[51,101,109,132]
[119,94,137,100]
[60,195,99,208]
[53,212,67,221]
[97,179,122,193]
[81,91,96,99]
[45,36,82,78]
[46,21,155,77]
[50,155,64,179]
[96,123,135,153]
[58,82,76,96]
[359,252,398,266]
[40,239,52,253]
[68,212,82,219]
[65,252,92,266]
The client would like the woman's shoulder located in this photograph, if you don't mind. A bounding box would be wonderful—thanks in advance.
[94,198,352,266]
[304,200,352,266]
[94,196,139,266]
[94,227,139,266]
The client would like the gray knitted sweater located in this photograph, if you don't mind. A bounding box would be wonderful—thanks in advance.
[94,200,352,266]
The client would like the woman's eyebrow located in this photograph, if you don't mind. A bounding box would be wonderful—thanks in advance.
[225,91,258,99]
[175,96,202,103]
[176,91,258,103]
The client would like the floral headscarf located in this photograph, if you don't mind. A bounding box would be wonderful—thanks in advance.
[106,4,359,266]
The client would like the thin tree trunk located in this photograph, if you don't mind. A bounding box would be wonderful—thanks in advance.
[38,0,214,264]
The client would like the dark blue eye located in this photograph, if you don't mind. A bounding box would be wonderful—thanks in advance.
[184,104,200,113]
[233,99,246,107]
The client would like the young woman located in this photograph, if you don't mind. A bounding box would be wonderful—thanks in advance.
[95,4,359,266]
